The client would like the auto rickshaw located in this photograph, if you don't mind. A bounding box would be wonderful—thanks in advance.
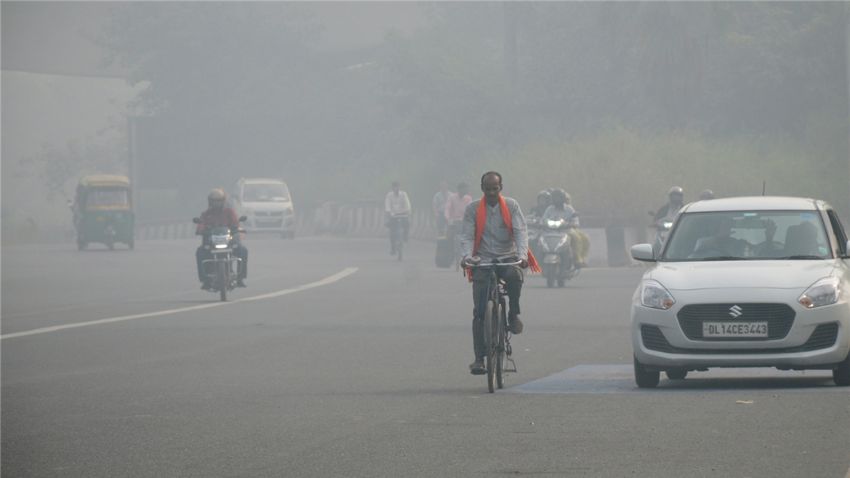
[72,175,134,250]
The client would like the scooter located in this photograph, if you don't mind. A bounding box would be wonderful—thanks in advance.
[538,218,577,288]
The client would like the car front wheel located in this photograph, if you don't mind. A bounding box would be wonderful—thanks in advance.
[833,351,850,386]
[634,356,659,388]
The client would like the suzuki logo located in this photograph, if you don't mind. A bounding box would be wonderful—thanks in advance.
[729,305,743,318]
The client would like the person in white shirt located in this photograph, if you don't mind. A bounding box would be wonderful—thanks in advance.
[385,180,412,250]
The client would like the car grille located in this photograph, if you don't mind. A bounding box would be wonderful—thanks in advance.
[255,211,285,217]
[677,303,795,341]
[255,220,283,228]
[641,323,839,355]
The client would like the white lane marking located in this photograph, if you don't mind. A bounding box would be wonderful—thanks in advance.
[1,267,358,340]
[509,365,846,394]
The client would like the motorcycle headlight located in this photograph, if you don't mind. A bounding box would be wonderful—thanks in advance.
[640,280,675,310]
[799,277,841,309]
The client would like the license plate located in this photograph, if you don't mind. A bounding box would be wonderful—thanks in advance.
[703,322,768,338]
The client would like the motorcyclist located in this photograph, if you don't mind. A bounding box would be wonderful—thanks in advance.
[196,188,248,289]
[385,180,412,253]
[654,186,685,223]
[542,189,589,269]
[460,171,540,375]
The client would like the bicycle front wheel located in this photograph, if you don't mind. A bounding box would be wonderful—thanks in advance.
[496,300,506,389]
[484,299,498,393]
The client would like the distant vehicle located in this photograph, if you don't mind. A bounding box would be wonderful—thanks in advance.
[71,174,134,250]
[630,196,850,388]
[231,178,296,238]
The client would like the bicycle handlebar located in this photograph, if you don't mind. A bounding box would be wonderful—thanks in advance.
[466,259,523,268]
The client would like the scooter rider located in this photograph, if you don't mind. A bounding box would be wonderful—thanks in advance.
[542,188,589,268]
[529,190,552,219]
[461,171,540,375]
[196,188,248,289]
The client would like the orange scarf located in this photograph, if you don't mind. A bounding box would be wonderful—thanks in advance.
[469,195,541,275]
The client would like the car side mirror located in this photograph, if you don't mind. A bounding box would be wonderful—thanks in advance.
[192,217,201,224]
[239,216,247,222]
[631,243,656,262]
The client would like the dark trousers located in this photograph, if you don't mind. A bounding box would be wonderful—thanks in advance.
[196,244,248,282]
[471,265,523,359]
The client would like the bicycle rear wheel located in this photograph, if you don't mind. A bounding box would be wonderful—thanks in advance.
[484,299,497,393]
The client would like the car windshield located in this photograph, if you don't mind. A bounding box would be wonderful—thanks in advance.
[243,183,289,202]
[662,210,832,261]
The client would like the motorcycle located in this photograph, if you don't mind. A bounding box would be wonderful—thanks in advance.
[194,216,246,302]
[649,211,674,257]
[538,218,577,288]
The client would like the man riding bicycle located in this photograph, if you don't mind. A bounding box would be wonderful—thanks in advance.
[461,171,540,375]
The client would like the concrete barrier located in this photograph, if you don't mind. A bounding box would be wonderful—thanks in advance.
[135,205,652,268]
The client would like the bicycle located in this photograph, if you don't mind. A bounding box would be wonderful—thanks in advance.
[468,258,521,393]
[387,214,408,261]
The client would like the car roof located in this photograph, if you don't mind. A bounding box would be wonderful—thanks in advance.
[682,196,826,213]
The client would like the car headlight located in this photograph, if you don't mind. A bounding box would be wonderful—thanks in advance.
[641,280,676,310]
[799,277,841,309]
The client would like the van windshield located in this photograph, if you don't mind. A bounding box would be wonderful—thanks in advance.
[85,189,130,209]
[663,210,831,261]
[243,183,289,202]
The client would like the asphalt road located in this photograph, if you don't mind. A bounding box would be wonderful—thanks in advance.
[2,236,849,478]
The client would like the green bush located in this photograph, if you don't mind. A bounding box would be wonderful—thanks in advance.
[473,128,848,225]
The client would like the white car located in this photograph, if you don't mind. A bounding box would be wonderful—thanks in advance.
[630,196,850,388]
[231,178,296,238]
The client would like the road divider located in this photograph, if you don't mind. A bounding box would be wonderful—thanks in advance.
[1,267,359,340]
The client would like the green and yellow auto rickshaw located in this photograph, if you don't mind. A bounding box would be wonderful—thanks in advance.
[72,175,134,250]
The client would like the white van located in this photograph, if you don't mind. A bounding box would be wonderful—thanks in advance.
[231,178,296,238]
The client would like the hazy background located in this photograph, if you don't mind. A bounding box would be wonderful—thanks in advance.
[3,1,850,240]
